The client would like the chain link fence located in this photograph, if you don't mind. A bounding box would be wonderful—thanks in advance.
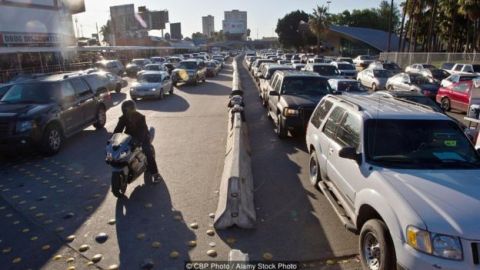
[379,52,479,69]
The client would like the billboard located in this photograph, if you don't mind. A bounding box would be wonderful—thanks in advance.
[150,10,169,30]
[222,20,246,34]
[63,0,85,14]
[169,23,182,40]
[110,4,138,34]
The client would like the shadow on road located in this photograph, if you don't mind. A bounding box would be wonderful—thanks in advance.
[135,92,190,112]
[115,180,195,269]
[217,57,355,263]
[111,92,127,107]
[179,81,232,96]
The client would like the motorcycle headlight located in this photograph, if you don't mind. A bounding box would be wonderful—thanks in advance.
[16,120,34,133]
[283,108,299,117]
[119,151,128,159]
[407,226,462,261]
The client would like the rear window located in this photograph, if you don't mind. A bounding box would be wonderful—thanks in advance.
[313,65,339,76]
[337,64,354,70]
[473,65,480,73]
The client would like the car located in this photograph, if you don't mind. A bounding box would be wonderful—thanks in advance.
[130,71,173,101]
[138,64,167,77]
[0,73,112,155]
[126,58,152,77]
[212,55,225,67]
[436,79,479,113]
[304,63,342,79]
[441,62,456,71]
[331,61,357,79]
[163,63,175,75]
[84,69,127,93]
[150,56,166,63]
[94,60,125,76]
[307,58,327,64]
[367,61,402,74]
[171,59,207,86]
[419,68,451,83]
[328,79,368,94]
[336,57,354,64]
[353,55,375,68]
[266,71,332,138]
[405,63,437,74]
[258,64,296,102]
[167,57,183,67]
[205,61,221,77]
[306,93,480,270]
[250,59,275,77]
[440,73,479,87]
[246,56,258,69]
[386,72,440,99]
[292,63,306,71]
[449,63,480,75]
[357,68,392,91]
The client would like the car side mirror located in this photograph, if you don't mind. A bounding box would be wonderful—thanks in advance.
[269,91,279,96]
[338,147,362,165]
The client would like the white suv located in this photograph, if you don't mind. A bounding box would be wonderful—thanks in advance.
[306,94,480,270]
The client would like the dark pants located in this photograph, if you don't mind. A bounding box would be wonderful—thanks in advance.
[142,140,158,174]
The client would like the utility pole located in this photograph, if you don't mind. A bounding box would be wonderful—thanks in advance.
[387,0,394,52]
[96,23,100,43]
[74,17,79,38]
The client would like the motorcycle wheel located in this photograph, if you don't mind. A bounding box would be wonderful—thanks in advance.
[111,172,127,197]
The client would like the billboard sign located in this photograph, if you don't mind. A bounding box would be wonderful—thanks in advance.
[150,10,169,30]
[0,32,60,46]
[222,20,246,34]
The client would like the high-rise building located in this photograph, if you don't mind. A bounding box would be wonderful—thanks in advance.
[222,10,247,40]
[170,23,182,40]
[202,15,215,37]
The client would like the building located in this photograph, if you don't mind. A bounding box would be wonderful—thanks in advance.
[202,15,215,37]
[222,10,247,40]
[170,23,182,40]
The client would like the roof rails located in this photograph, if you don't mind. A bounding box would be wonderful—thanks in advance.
[372,92,437,112]
[326,94,363,111]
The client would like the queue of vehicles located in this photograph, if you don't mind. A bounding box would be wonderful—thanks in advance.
[247,50,480,270]
[0,52,229,156]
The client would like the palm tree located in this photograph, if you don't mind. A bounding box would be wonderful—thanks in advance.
[398,0,409,52]
[308,5,330,53]
[99,21,112,45]
[458,0,480,51]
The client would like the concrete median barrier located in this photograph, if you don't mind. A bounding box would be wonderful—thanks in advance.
[214,56,256,229]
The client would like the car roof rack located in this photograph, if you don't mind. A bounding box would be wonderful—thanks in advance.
[327,94,363,111]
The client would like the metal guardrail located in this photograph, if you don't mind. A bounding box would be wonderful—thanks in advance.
[379,52,479,68]
[214,56,256,229]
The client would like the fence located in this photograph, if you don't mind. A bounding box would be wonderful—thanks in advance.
[379,52,479,68]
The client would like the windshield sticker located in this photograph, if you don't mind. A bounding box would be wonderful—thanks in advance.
[433,152,465,161]
[444,140,457,147]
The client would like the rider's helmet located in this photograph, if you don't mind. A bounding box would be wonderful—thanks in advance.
[121,100,137,116]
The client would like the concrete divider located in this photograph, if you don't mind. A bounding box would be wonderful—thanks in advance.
[214,56,256,229]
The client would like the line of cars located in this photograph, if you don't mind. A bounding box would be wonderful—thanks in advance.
[246,51,480,270]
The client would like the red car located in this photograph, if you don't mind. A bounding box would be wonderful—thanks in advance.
[436,80,474,113]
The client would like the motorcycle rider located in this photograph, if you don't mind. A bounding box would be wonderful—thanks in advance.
[114,100,163,183]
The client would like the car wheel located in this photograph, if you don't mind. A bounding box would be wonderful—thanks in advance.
[371,83,377,91]
[115,84,121,93]
[93,106,107,129]
[276,114,288,139]
[441,97,451,111]
[360,219,396,270]
[309,151,322,186]
[387,85,394,91]
[202,76,206,83]
[40,124,63,155]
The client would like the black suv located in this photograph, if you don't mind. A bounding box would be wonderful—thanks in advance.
[266,71,332,138]
[0,72,113,155]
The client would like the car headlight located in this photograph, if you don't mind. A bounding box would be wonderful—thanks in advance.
[151,88,157,91]
[283,108,299,117]
[16,120,34,133]
[406,226,462,261]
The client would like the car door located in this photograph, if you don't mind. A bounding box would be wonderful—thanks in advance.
[325,110,363,204]
[268,77,282,116]
[70,78,98,124]
[163,74,172,91]
[58,81,83,134]
[450,82,470,111]
[310,100,335,175]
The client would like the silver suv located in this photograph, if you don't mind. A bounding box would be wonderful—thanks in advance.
[306,94,480,270]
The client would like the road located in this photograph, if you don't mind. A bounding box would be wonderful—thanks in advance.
[0,60,368,270]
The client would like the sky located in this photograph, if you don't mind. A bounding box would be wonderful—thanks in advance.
[74,0,387,40]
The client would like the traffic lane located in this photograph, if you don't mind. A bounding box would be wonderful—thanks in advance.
[0,66,232,269]
[222,60,359,263]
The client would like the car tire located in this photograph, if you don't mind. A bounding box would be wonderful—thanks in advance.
[40,124,63,156]
[202,76,206,83]
[309,151,322,186]
[441,97,451,111]
[93,106,107,129]
[360,219,396,270]
[371,83,377,91]
[276,114,288,139]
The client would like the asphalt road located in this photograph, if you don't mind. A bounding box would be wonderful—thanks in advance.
[0,60,372,270]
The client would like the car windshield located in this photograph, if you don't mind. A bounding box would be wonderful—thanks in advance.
[0,84,12,98]
[366,120,480,169]
[138,74,162,83]
[313,65,339,76]
[383,63,400,70]
[336,81,366,92]
[178,62,198,69]
[337,64,355,70]
[0,83,58,104]
[442,63,455,70]
[373,69,392,78]
[145,65,161,70]
[132,59,146,65]
[282,77,331,96]
[430,69,450,79]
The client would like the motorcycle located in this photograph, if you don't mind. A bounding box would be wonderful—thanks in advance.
[105,127,155,197]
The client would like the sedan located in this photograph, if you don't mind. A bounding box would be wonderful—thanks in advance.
[436,80,476,113]
[386,73,440,99]
[357,68,392,91]
[126,58,152,77]
[130,71,173,100]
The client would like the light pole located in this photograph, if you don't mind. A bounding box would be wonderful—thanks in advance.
[326,1,331,13]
